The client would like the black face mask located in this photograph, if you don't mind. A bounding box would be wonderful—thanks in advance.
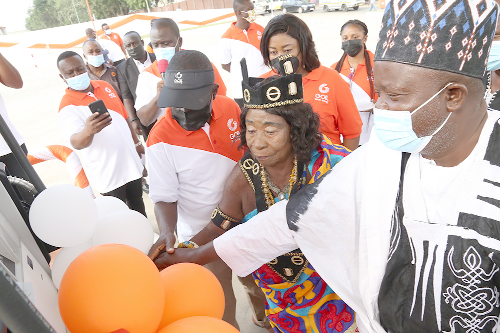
[271,55,300,75]
[127,44,146,60]
[341,39,363,57]
[171,101,212,131]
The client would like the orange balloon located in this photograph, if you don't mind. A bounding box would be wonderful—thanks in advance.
[157,263,225,330]
[58,244,165,333]
[157,316,239,333]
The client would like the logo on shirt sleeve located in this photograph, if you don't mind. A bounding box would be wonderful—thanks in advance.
[257,31,262,40]
[104,86,117,99]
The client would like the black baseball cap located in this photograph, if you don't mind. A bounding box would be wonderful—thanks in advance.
[157,69,215,110]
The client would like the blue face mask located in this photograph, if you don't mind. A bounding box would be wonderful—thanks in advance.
[66,72,91,91]
[373,82,452,153]
[154,39,179,62]
[86,54,105,67]
[487,41,500,71]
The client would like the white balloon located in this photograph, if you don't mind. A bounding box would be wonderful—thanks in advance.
[92,210,154,254]
[29,185,99,247]
[51,240,93,289]
[94,196,129,220]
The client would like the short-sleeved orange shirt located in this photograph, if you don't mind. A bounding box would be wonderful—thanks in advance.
[101,32,123,47]
[261,65,362,145]
[331,50,377,102]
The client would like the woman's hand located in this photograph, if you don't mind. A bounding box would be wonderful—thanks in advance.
[153,248,195,270]
[152,243,220,271]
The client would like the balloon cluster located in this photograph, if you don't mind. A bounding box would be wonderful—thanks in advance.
[59,247,234,333]
[29,185,239,333]
[28,184,154,289]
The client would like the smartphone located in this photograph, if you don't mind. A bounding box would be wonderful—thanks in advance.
[88,99,109,116]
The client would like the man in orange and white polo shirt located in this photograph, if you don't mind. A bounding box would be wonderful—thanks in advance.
[101,23,127,66]
[57,51,146,216]
[135,18,226,127]
[220,0,268,107]
[146,50,242,329]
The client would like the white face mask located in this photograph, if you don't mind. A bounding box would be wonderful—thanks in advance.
[373,82,453,153]
[153,38,179,62]
[105,29,112,35]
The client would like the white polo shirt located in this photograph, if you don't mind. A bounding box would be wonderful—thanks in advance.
[220,22,268,99]
[58,81,142,193]
[99,39,125,63]
[146,95,243,241]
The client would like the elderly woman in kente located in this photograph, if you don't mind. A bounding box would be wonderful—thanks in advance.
[151,57,357,333]
[260,14,362,151]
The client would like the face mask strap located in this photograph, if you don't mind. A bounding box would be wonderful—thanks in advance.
[412,82,453,115]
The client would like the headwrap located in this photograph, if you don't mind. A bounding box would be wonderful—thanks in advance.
[375,0,498,79]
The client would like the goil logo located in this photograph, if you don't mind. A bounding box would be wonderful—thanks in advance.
[227,118,238,131]
[174,72,183,84]
[104,86,117,98]
[319,83,329,94]
[257,31,262,40]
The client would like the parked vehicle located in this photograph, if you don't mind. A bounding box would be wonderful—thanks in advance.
[253,0,270,14]
[266,0,284,10]
[322,0,364,11]
[281,0,315,13]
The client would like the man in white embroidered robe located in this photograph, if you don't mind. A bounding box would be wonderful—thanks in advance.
[152,0,500,332]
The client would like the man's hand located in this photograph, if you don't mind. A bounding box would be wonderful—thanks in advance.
[148,232,177,260]
[70,112,111,150]
[156,79,164,97]
[136,143,145,156]
[86,112,111,135]
[131,119,142,135]
[153,248,194,271]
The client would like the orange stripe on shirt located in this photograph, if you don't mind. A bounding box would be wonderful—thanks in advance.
[221,22,264,51]
[331,50,377,101]
[59,81,128,119]
[147,95,243,162]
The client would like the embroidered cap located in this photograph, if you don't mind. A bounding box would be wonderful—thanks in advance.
[241,55,304,109]
[157,69,215,109]
[374,0,498,79]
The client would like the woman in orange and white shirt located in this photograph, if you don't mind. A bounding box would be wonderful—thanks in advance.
[332,19,377,145]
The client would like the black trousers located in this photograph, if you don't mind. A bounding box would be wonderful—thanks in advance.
[0,144,34,204]
[0,144,29,180]
[101,178,147,217]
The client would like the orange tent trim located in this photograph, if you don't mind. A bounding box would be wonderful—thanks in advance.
[0,13,235,49]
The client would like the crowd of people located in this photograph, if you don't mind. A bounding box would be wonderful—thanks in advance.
[1,0,500,332]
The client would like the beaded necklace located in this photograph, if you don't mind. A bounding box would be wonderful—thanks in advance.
[260,156,298,207]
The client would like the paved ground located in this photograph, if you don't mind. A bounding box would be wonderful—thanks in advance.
[0,6,383,332]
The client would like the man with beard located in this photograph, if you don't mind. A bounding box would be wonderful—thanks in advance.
[152,0,500,332]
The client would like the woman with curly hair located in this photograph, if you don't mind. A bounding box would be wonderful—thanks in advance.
[151,72,357,333]
[332,19,377,145]
[260,14,362,151]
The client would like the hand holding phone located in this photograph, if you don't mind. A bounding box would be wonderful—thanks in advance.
[88,99,109,116]
[86,100,112,134]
